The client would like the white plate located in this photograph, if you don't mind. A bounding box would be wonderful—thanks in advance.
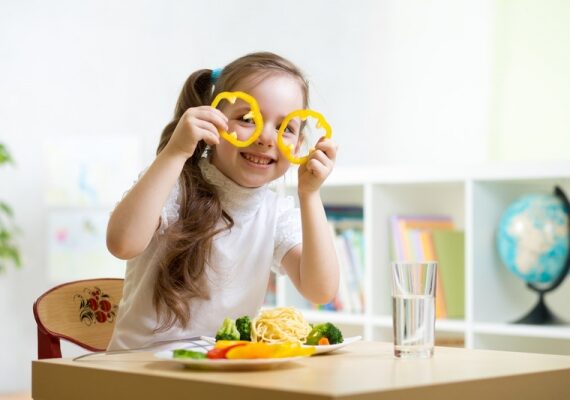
[199,335,362,355]
[305,335,362,354]
[154,350,307,371]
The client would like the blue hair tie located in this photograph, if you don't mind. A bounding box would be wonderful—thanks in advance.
[210,68,223,84]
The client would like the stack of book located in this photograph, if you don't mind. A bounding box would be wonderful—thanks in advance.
[390,215,465,319]
[316,206,365,314]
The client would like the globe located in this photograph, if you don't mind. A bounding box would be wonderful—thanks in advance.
[497,193,569,284]
[496,187,570,325]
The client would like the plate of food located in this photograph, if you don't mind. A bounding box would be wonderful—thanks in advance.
[154,347,310,371]
[199,335,362,355]
[200,307,362,356]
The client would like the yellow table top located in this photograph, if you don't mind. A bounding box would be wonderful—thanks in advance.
[32,341,570,400]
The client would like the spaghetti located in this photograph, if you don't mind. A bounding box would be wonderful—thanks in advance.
[251,307,312,344]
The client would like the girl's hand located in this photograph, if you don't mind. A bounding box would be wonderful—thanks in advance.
[297,138,338,196]
[163,106,228,159]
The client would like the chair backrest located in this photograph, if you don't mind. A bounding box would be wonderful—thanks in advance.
[33,278,124,359]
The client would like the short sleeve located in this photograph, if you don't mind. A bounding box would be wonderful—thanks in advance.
[157,180,181,234]
[272,195,302,275]
[118,169,181,235]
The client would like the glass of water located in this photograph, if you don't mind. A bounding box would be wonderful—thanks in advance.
[391,261,437,359]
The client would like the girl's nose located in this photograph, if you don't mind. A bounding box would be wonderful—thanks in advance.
[256,124,275,147]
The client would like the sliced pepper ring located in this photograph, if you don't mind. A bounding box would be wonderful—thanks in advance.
[277,109,332,165]
[210,91,263,148]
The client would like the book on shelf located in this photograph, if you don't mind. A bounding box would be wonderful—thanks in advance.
[325,205,364,221]
[390,214,465,319]
[418,229,448,319]
[432,230,465,319]
[314,205,365,314]
[390,215,454,261]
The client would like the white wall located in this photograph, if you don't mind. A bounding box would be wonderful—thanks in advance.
[0,0,494,393]
[489,0,570,160]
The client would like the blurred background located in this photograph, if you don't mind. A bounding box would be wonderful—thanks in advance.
[1,0,569,395]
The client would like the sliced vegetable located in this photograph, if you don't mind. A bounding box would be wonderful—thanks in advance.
[276,109,332,165]
[226,342,276,359]
[207,342,247,359]
[214,340,250,349]
[211,91,263,147]
[271,343,315,358]
[172,349,207,359]
[226,342,315,359]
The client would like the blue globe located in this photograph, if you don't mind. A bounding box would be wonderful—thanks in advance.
[496,194,569,284]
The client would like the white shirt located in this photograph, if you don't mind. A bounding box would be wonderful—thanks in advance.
[107,159,302,350]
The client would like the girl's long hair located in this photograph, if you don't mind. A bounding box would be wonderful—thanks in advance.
[153,52,309,331]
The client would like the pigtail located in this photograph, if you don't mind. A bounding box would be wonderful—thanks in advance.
[153,69,233,332]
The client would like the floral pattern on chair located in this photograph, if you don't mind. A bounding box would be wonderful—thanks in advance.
[74,286,118,326]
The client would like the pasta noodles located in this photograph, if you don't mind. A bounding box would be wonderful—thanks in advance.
[251,307,312,344]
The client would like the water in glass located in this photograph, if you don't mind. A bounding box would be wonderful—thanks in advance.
[392,294,435,358]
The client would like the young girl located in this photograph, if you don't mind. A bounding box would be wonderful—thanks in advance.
[106,52,340,350]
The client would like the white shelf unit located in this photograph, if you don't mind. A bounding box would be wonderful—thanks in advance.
[276,162,570,355]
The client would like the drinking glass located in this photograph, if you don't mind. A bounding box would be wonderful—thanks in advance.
[391,261,437,359]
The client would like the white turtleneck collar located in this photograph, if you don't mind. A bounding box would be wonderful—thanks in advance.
[198,158,268,219]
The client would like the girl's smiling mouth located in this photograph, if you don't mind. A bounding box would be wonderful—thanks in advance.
[240,152,276,166]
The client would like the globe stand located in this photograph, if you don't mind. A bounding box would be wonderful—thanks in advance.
[514,292,565,325]
[514,186,570,325]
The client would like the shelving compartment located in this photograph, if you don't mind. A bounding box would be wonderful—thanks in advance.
[275,165,570,355]
[281,184,365,315]
[369,182,466,319]
[471,179,570,325]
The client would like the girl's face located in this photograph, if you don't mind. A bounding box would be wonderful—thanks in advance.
[211,73,305,188]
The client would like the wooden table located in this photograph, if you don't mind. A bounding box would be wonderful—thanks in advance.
[32,341,570,399]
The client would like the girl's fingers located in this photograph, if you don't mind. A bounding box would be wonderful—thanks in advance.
[315,138,338,161]
[189,107,229,131]
[305,150,332,179]
[197,127,220,146]
[195,120,220,144]
[306,158,328,180]
[205,105,228,118]
[309,149,333,169]
[194,105,228,121]
[205,108,229,131]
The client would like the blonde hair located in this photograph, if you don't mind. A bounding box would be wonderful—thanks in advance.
[153,52,309,331]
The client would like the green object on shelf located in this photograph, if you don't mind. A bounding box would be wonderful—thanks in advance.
[432,230,465,319]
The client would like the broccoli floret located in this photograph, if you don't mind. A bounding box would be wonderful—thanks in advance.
[215,318,240,341]
[235,315,252,341]
[305,322,344,345]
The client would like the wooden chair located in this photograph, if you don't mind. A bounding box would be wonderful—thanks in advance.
[33,278,124,359]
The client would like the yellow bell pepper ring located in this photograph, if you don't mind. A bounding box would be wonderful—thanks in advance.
[210,91,263,148]
[277,109,332,165]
